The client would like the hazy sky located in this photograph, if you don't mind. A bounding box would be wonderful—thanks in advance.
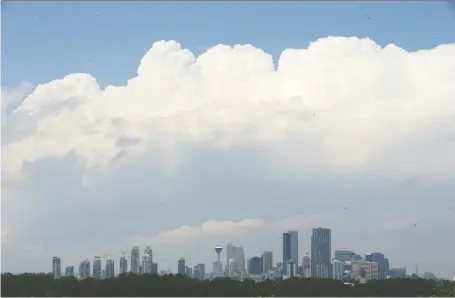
[1,2,455,278]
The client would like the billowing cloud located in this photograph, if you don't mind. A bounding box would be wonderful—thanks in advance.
[2,36,455,277]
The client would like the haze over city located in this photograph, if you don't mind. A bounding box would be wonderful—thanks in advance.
[1,1,455,279]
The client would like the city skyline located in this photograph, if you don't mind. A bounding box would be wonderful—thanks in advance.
[2,2,455,279]
[47,227,439,281]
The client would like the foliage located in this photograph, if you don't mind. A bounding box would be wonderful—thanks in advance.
[1,273,454,297]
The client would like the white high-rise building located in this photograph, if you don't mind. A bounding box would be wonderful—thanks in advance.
[93,257,102,279]
[350,260,379,281]
[52,257,61,279]
[131,246,140,274]
[286,261,296,278]
[262,251,273,274]
[226,243,233,266]
[144,246,153,274]
[332,259,344,280]
[227,258,238,278]
[232,246,245,274]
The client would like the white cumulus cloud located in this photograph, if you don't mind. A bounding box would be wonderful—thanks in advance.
[2,36,455,277]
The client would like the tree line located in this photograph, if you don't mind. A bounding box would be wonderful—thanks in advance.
[1,273,454,297]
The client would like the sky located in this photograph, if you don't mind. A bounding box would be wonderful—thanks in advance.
[1,1,455,278]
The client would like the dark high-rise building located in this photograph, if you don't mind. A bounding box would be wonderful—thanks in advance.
[311,227,332,278]
[261,251,273,274]
[151,263,158,275]
[365,252,389,279]
[106,260,115,278]
[193,263,206,280]
[120,256,128,274]
[65,266,74,277]
[282,231,299,272]
[282,232,291,272]
[248,256,262,275]
[178,258,186,275]
[79,260,90,278]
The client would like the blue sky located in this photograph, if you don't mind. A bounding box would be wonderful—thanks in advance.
[2,1,455,89]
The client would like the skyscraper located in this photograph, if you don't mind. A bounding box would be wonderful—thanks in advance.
[311,227,332,278]
[248,256,262,275]
[365,252,389,279]
[52,257,61,279]
[289,230,299,264]
[79,260,90,278]
[282,232,291,272]
[130,246,140,274]
[65,266,74,277]
[93,256,102,279]
[119,255,128,274]
[178,257,186,275]
[302,255,311,277]
[141,255,149,274]
[282,230,298,273]
[106,259,115,278]
[332,259,344,280]
[151,263,158,275]
[144,246,153,274]
[232,246,246,274]
[261,251,273,274]
[226,242,233,266]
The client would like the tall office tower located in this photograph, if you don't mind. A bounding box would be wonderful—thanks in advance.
[288,231,299,264]
[52,257,61,279]
[144,246,153,274]
[282,231,298,272]
[248,256,262,275]
[119,255,128,274]
[302,255,311,277]
[65,266,74,277]
[332,259,344,280]
[79,260,90,278]
[178,257,186,275]
[185,266,193,277]
[130,246,140,274]
[365,252,389,279]
[283,232,291,272]
[198,263,206,279]
[151,263,158,275]
[232,246,246,274]
[311,227,332,278]
[93,256,102,279]
[106,259,115,278]
[193,263,206,280]
[141,255,149,274]
[334,249,356,262]
[261,251,273,274]
[226,242,233,266]
[286,261,296,278]
[227,258,237,278]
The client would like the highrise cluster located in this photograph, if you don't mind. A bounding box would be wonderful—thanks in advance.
[51,226,434,282]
